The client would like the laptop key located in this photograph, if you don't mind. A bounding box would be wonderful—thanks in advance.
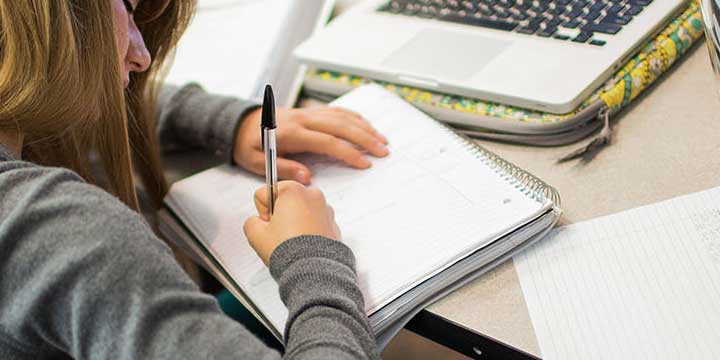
[461,1,475,11]
[583,10,601,21]
[517,26,539,34]
[563,18,583,28]
[608,4,626,14]
[402,4,421,15]
[602,15,632,25]
[418,5,439,17]
[584,22,622,34]
[549,6,566,16]
[546,16,563,27]
[446,0,461,10]
[625,6,643,16]
[478,7,495,16]
[521,17,544,31]
[378,2,399,13]
[567,6,583,18]
[496,9,512,18]
[537,25,558,37]
[589,2,607,12]
[439,12,518,31]
[516,1,532,10]
[572,31,593,43]
[512,11,529,20]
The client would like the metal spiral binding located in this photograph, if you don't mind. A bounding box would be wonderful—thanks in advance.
[437,122,562,207]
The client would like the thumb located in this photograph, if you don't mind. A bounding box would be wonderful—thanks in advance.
[243,216,269,251]
[253,187,270,221]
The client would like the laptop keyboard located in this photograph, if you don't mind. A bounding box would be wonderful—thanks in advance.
[378,0,654,46]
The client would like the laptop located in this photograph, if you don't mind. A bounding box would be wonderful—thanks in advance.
[165,0,334,107]
[294,0,687,113]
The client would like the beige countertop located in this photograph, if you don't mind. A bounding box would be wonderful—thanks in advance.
[426,44,720,357]
[166,2,720,356]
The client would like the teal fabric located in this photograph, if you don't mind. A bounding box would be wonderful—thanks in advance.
[216,290,283,351]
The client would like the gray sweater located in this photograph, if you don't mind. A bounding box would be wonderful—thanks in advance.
[0,85,379,359]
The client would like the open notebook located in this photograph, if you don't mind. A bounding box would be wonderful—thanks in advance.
[159,85,562,346]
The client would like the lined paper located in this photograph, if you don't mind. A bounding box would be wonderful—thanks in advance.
[515,187,720,360]
[167,84,550,333]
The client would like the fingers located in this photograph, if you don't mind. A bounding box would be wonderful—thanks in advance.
[277,158,312,185]
[304,116,389,158]
[324,108,389,145]
[296,130,372,169]
[243,151,313,184]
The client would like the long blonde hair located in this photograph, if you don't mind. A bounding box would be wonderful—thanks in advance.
[0,0,196,209]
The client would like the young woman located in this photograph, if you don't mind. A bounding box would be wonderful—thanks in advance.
[0,0,385,358]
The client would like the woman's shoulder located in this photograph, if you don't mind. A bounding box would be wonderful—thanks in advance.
[1,156,115,211]
[0,156,156,249]
[0,155,181,296]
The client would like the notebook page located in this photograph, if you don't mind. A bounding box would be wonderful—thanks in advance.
[167,84,549,332]
[515,187,720,360]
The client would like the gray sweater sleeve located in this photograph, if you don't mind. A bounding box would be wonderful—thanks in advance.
[0,151,379,359]
[157,83,260,163]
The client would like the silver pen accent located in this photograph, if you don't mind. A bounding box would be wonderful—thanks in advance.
[261,85,278,216]
[263,127,278,215]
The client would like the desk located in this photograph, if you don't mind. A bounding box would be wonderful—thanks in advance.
[165,2,720,357]
[416,43,720,358]
[294,1,720,357]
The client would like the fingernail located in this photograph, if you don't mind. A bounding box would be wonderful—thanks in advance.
[296,169,310,183]
[374,142,389,156]
[359,157,372,168]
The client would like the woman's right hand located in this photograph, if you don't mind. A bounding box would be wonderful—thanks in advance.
[243,181,341,265]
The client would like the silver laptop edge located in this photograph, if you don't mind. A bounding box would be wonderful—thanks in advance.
[296,0,688,113]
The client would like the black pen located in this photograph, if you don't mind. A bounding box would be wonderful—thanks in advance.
[261,85,278,216]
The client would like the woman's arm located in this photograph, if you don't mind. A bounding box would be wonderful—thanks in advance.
[271,236,379,359]
[156,84,389,185]
[0,159,379,359]
[156,83,259,162]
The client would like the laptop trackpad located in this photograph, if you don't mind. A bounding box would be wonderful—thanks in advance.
[381,29,512,81]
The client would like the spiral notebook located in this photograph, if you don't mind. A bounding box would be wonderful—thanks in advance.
[159,84,562,346]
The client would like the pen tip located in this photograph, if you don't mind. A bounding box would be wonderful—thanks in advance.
[262,85,276,128]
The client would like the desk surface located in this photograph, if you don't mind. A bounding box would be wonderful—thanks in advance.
[317,2,720,355]
[166,2,720,356]
[425,44,720,357]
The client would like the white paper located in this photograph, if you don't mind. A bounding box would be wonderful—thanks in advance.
[167,85,549,333]
[515,187,720,360]
[165,0,291,101]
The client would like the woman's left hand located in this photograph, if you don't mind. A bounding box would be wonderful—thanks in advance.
[234,106,389,184]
